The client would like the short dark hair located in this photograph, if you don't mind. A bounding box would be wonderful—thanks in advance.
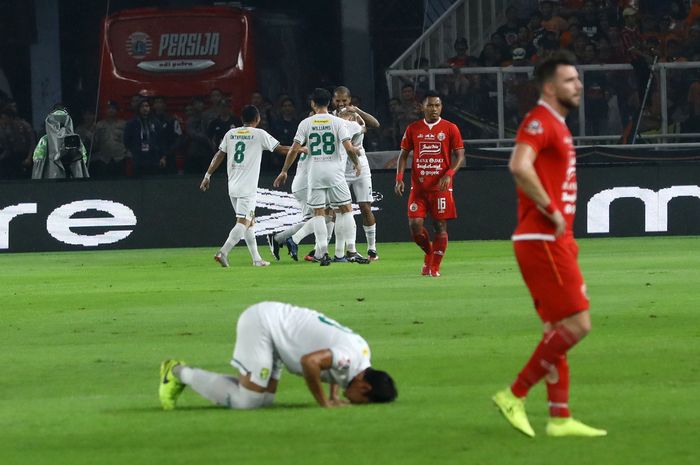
[533,50,577,90]
[364,367,397,403]
[311,88,331,107]
[422,90,442,102]
[334,85,351,96]
[240,104,259,123]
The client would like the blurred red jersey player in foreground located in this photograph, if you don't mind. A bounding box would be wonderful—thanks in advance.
[492,50,607,438]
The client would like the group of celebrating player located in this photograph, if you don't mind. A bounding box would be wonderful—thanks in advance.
[200,86,380,268]
[166,51,606,439]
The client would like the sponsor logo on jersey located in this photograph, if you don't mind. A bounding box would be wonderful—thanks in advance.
[418,142,441,155]
[409,202,418,212]
[423,134,436,140]
[437,131,446,141]
[525,119,543,135]
[236,129,251,134]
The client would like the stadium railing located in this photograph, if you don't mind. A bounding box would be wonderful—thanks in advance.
[386,61,700,145]
[389,0,508,71]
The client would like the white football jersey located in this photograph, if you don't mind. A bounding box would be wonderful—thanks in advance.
[293,113,352,189]
[258,302,371,388]
[291,146,310,193]
[342,120,370,180]
[219,126,279,197]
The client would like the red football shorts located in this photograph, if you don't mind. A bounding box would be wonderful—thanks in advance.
[407,188,457,220]
[513,236,589,323]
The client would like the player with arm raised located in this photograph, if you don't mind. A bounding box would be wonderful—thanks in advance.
[394,90,465,277]
[159,301,397,410]
[491,51,607,438]
[333,86,381,260]
[200,105,295,267]
[274,88,361,266]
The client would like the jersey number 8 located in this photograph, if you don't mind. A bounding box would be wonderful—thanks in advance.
[233,141,245,163]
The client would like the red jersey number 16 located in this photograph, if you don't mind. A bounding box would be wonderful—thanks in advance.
[437,197,446,212]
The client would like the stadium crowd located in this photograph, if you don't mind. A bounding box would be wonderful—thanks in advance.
[3,0,700,179]
[427,0,700,139]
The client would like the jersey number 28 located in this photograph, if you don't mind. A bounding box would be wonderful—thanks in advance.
[309,133,336,156]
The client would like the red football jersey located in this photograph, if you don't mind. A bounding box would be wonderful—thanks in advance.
[513,101,577,238]
[401,118,464,192]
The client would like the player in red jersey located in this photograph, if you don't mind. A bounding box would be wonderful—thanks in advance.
[394,91,465,277]
[492,51,606,438]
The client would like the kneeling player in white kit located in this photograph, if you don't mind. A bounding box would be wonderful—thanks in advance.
[200,105,297,267]
[159,301,398,409]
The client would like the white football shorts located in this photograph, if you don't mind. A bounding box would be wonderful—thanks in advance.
[293,188,313,219]
[231,304,284,388]
[346,175,373,203]
[307,183,352,209]
[230,194,256,221]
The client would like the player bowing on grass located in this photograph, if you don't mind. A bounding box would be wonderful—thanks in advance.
[395,90,465,277]
[492,51,607,438]
[200,105,298,267]
[159,301,397,410]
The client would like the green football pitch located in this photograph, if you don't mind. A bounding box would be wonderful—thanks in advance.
[1,237,698,465]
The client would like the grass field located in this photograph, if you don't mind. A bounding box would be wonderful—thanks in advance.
[1,237,699,465]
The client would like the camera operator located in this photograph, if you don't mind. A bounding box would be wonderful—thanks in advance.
[31,106,89,179]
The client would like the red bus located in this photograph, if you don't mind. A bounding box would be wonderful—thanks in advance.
[98,6,257,118]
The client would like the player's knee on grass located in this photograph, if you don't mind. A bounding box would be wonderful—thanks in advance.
[262,392,275,407]
[226,385,266,409]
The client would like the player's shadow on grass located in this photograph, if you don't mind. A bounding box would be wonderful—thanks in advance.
[111,403,315,414]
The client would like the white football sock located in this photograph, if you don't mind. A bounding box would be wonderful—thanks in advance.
[311,216,328,257]
[221,222,247,255]
[244,226,263,262]
[274,223,304,243]
[177,367,265,409]
[345,213,357,253]
[292,218,316,244]
[326,217,335,240]
[364,223,377,251]
[333,214,346,258]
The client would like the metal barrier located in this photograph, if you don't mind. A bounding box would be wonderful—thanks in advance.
[386,61,700,145]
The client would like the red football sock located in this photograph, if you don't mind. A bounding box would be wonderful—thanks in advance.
[431,232,448,270]
[412,227,432,256]
[510,326,580,399]
[546,354,571,418]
